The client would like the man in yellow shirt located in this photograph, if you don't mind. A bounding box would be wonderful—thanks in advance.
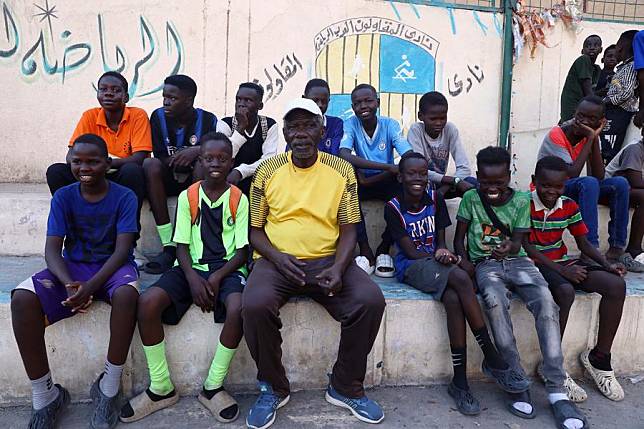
[242,98,386,429]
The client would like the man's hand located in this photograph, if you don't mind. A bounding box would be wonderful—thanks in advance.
[235,107,250,133]
[227,169,242,185]
[387,164,399,175]
[62,281,93,313]
[576,118,607,141]
[206,271,223,302]
[316,264,343,296]
[456,180,475,194]
[169,147,200,168]
[492,240,513,260]
[607,262,627,277]
[458,258,476,278]
[435,248,457,265]
[560,264,587,283]
[273,252,306,286]
[187,272,213,312]
[634,111,643,129]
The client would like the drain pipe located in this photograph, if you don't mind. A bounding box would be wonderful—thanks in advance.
[498,0,516,150]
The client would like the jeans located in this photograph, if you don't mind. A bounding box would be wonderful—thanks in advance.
[564,176,630,249]
[476,258,565,394]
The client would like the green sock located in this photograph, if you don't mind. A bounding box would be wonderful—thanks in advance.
[156,223,174,248]
[143,340,174,396]
[203,341,237,390]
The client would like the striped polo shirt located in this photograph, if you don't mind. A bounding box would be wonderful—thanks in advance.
[529,191,588,262]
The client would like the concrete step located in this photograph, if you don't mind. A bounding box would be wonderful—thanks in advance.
[0,184,619,258]
[2,256,644,404]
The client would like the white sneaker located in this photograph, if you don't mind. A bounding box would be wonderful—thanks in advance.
[580,349,624,401]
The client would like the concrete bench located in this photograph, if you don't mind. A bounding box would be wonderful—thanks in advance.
[2,255,644,405]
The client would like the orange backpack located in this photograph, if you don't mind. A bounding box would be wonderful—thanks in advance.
[187,181,243,226]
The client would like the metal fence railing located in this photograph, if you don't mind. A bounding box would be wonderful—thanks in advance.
[521,0,644,24]
[388,0,499,13]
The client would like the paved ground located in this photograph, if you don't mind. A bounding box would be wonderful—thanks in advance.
[2,379,644,428]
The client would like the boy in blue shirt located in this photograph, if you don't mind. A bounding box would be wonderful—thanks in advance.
[340,84,412,277]
[12,134,140,429]
[385,152,526,415]
[302,78,343,155]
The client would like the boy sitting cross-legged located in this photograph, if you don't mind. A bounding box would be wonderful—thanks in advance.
[454,146,588,429]
[385,152,528,415]
[120,132,249,424]
[525,156,626,403]
[12,134,140,429]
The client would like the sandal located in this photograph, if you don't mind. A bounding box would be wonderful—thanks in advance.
[198,388,240,423]
[447,382,481,416]
[537,362,587,403]
[375,254,395,278]
[119,389,179,423]
[550,399,588,429]
[355,256,375,275]
[580,349,624,401]
[482,359,530,393]
[505,390,536,419]
[143,250,176,274]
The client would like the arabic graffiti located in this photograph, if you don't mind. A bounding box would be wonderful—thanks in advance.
[0,2,184,99]
[252,52,302,103]
[314,17,439,57]
[447,64,484,97]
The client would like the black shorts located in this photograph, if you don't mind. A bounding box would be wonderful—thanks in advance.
[536,259,607,290]
[151,264,245,324]
[159,162,194,196]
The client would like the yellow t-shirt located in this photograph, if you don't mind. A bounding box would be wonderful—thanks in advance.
[250,151,361,259]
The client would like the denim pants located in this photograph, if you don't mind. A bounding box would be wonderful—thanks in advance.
[476,258,565,394]
[564,176,630,248]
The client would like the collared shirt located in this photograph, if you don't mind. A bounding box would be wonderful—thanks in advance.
[340,115,412,177]
[69,107,152,158]
[538,126,589,165]
[529,191,588,262]
[606,58,638,112]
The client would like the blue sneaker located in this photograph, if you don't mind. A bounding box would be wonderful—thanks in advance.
[325,384,384,424]
[246,382,290,429]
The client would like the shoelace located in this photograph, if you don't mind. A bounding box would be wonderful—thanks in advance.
[255,392,280,409]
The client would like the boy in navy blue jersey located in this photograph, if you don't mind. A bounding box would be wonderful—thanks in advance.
[302,78,343,156]
[12,134,140,429]
[340,84,412,277]
[385,152,526,415]
[144,74,232,274]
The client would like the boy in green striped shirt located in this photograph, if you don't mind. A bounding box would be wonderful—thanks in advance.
[121,132,248,424]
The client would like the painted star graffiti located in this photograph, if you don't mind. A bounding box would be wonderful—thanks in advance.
[33,0,58,40]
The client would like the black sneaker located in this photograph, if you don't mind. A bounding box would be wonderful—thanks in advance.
[28,384,70,429]
[90,376,120,429]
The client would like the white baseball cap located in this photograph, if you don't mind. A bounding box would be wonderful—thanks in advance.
[283,98,323,119]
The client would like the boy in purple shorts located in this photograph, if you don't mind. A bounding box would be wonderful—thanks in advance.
[11,134,140,429]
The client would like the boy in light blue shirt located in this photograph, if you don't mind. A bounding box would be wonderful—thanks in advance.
[339,84,412,277]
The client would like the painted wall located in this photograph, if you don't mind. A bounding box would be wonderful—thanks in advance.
[0,0,640,185]
[0,0,502,182]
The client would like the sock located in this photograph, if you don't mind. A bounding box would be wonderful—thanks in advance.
[156,223,174,248]
[99,360,123,398]
[143,340,175,396]
[204,341,238,391]
[549,393,583,429]
[473,326,508,370]
[589,347,612,371]
[31,372,59,410]
[510,391,533,415]
[450,346,468,390]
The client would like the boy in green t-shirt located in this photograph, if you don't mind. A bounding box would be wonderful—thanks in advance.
[120,132,249,424]
[454,147,587,429]
[560,35,602,123]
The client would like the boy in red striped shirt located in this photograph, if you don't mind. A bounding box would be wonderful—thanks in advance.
[525,156,627,403]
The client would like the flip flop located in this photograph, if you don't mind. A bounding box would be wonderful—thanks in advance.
[551,399,588,429]
[143,251,175,274]
[506,391,536,419]
[375,254,395,278]
[120,389,179,423]
[198,389,239,423]
[355,256,375,275]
